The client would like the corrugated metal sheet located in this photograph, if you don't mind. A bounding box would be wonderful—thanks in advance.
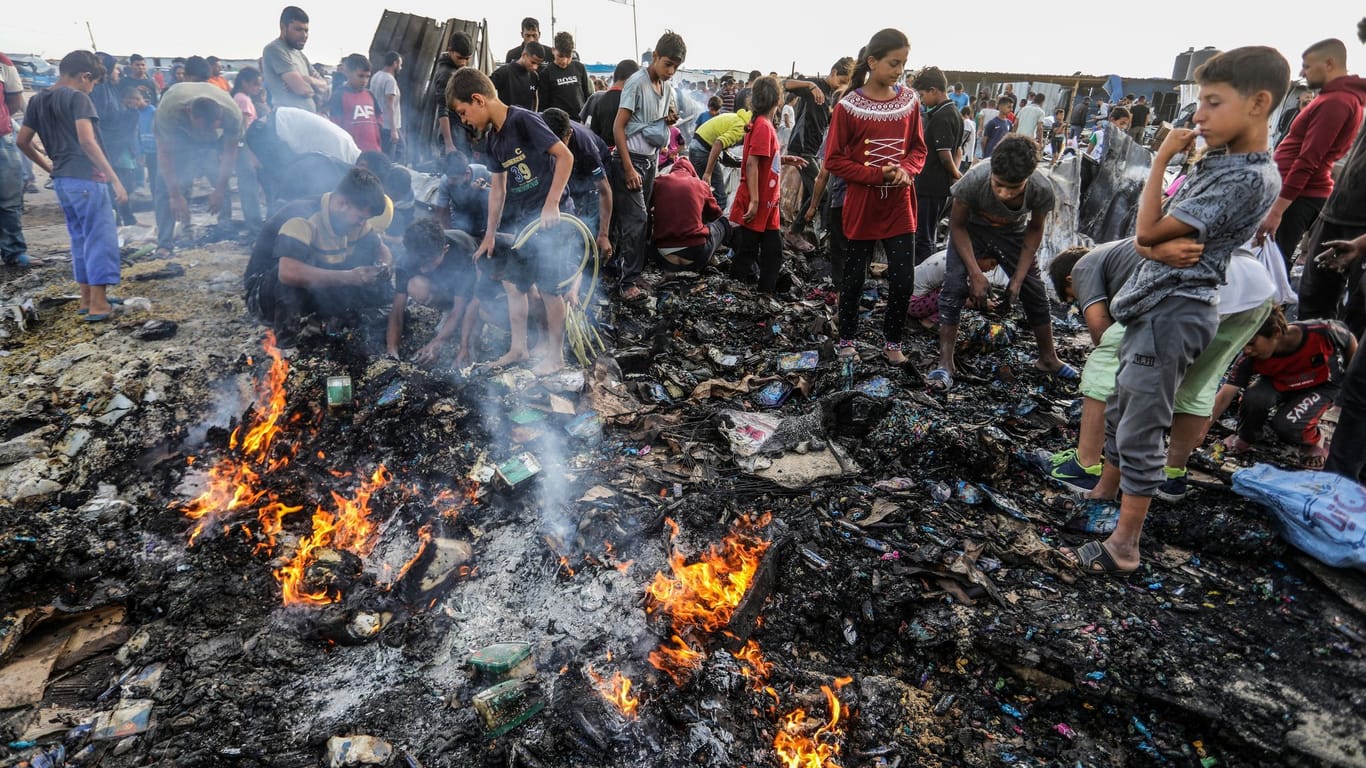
[368,11,492,163]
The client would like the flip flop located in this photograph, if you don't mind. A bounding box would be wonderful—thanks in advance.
[85,313,112,323]
[1300,442,1329,469]
[926,367,954,392]
[1038,361,1080,380]
[77,297,123,315]
[1061,540,1137,577]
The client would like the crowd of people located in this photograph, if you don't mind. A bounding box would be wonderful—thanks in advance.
[3,10,1366,576]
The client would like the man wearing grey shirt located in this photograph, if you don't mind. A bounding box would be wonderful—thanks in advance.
[263,6,328,113]
[370,52,403,159]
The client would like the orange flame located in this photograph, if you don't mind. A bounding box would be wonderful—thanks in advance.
[181,332,294,544]
[585,665,640,719]
[648,635,705,686]
[644,514,771,686]
[734,639,772,690]
[647,514,771,633]
[276,465,391,606]
[385,523,434,588]
[773,682,849,768]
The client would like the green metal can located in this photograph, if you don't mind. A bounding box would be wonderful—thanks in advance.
[326,376,353,408]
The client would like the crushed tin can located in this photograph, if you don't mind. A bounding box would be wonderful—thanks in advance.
[496,453,542,490]
[326,375,353,408]
[756,380,793,408]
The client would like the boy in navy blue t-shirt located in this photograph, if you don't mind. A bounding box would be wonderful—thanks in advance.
[447,67,574,375]
[542,107,614,260]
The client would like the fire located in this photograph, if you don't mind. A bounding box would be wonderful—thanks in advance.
[384,523,434,588]
[734,639,772,689]
[585,665,640,719]
[648,634,705,686]
[181,332,294,544]
[646,514,771,634]
[276,465,392,606]
[773,681,850,768]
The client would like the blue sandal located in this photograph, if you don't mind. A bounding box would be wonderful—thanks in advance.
[926,367,954,392]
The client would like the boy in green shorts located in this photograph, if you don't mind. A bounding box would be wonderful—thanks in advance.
[1046,241,1276,501]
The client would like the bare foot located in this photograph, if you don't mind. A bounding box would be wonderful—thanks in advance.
[532,357,565,376]
[488,349,529,369]
[884,348,908,365]
[1085,486,1119,502]
[1300,441,1328,469]
[918,317,938,330]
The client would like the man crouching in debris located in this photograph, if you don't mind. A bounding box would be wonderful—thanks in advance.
[931,135,1071,391]
[243,168,393,346]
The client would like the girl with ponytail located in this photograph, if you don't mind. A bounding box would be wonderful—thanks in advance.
[824,28,927,366]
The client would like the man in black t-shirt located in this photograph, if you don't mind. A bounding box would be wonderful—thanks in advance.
[912,67,964,264]
[125,54,159,106]
[583,59,639,148]
[491,43,544,112]
[540,32,591,117]
[505,17,541,64]
[782,56,854,249]
[1128,95,1150,143]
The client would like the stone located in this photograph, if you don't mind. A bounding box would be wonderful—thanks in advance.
[0,434,48,465]
[131,320,178,341]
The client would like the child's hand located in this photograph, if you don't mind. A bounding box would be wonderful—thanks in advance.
[743,199,760,223]
[1148,238,1203,268]
[1158,127,1198,159]
[111,181,129,206]
[473,234,497,261]
[413,341,442,366]
[597,232,614,259]
[803,204,818,223]
[540,203,561,231]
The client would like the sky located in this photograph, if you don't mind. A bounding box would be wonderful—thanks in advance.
[2,0,1361,81]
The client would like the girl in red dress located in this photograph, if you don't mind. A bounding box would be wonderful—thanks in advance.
[824,28,927,365]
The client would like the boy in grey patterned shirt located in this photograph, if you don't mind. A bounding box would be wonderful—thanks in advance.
[1065,47,1290,576]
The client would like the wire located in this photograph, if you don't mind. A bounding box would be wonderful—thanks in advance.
[510,213,606,367]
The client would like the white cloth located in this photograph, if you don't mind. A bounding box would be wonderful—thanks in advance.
[960,118,977,163]
[915,250,1010,296]
[274,107,360,164]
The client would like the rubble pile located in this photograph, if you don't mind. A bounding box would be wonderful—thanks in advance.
[2,201,1365,768]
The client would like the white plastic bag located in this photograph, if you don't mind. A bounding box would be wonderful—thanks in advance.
[1252,240,1299,306]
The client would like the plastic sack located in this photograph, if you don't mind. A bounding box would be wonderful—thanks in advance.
[1232,463,1366,571]
[1251,240,1298,306]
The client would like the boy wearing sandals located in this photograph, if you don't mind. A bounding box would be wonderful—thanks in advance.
[16,51,128,321]
[1064,47,1289,576]
[1212,308,1356,467]
[932,135,1071,391]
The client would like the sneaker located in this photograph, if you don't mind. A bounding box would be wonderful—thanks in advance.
[1155,467,1190,502]
[2,253,31,267]
[1048,448,1102,494]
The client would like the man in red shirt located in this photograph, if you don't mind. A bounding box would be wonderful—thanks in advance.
[649,157,732,271]
[1256,38,1366,268]
[328,54,382,153]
